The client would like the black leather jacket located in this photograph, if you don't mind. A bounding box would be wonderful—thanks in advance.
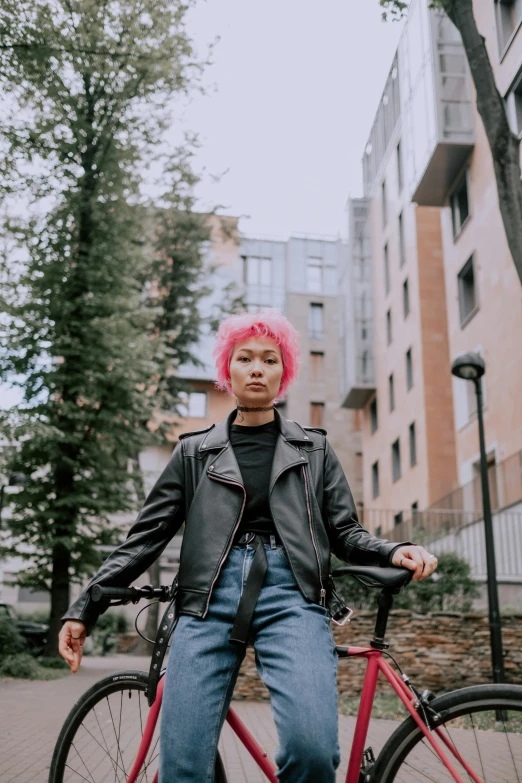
[62,407,407,634]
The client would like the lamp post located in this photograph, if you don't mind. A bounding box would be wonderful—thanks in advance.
[0,472,28,530]
[451,352,504,684]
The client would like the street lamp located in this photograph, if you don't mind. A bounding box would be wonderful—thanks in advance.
[451,351,504,684]
[0,472,28,529]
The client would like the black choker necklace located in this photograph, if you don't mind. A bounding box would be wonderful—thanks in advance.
[236,404,274,423]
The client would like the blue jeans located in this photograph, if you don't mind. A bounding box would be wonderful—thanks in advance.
[159,543,341,783]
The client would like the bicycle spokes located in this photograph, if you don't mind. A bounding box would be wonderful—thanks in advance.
[62,688,159,783]
[394,708,522,783]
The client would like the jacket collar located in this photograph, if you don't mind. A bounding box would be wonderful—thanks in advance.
[200,406,310,486]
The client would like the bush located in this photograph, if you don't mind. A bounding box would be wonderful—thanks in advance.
[36,656,69,670]
[0,652,42,679]
[0,616,27,656]
[96,611,129,635]
[0,653,69,680]
[331,551,480,614]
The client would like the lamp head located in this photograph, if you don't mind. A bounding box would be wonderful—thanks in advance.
[451,352,485,381]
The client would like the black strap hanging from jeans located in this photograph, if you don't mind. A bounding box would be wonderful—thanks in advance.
[147,533,271,704]
[228,533,269,646]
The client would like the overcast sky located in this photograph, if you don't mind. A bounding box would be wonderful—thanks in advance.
[171,0,404,240]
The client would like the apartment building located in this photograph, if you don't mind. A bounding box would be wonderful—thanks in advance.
[340,3,465,525]
[338,0,522,601]
[439,0,522,499]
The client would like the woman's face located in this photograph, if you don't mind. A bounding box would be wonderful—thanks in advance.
[228,336,284,406]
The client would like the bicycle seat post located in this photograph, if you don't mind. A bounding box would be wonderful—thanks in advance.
[370,588,398,650]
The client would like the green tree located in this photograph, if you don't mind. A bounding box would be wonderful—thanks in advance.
[332,551,480,614]
[0,0,207,655]
[380,0,522,286]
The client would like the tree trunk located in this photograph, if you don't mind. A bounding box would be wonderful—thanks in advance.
[45,538,71,656]
[442,0,522,286]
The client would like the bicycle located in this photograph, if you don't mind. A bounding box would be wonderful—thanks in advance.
[49,564,522,782]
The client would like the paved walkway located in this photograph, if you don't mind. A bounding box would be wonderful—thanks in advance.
[1,655,520,782]
[0,654,393,782]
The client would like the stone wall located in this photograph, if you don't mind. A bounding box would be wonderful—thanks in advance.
[232,610,522,701]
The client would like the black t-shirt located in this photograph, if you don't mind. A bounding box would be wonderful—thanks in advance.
[229,418,279,536]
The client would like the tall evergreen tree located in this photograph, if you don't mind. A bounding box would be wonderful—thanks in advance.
[0,0,208,655]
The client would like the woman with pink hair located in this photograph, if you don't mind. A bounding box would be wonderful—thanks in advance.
[60,308,438,782]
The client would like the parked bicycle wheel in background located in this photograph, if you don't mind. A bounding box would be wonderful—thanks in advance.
[48,670,227,783]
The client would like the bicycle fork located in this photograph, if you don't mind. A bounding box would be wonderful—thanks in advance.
[126,676,165,783]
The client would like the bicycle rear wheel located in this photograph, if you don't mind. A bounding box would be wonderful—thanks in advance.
[372,684,522,783]
[48,670,227,783]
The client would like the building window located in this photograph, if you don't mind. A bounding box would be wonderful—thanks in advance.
[382,179,387,227]
[401,281,409,321]
[372,460,380,499]
[244,256,272,286]
[310,351,324,380]
[397,141,403,193]
[506,67,522,136]
[409,421,417,467]
[450,170,470,238]
[306,261,323,293]
[370,396,378,434]
[386,309,392,345]
[495,0,522,55]
[309,303,324,339]
[389,373,395,412]
[310,402,325,428]
[458,255,478,326]
[384,243,390,295]
[361,349,368,378]
[394,511,403,527]
[391,438,401,482]
[398,212,405,267]
[406,348,413,390]
[178,391,207,418]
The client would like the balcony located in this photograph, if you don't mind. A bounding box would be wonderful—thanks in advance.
[361,506,522,582]
[408,9,475,206]
[339,199,376,409]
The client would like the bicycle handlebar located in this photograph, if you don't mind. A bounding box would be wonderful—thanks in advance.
[90,584,172,604]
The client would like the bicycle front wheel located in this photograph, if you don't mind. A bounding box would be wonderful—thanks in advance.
[373,684,522,782]
[49,670,228,783]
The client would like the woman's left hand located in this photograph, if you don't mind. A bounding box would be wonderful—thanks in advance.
[391,545,438,581]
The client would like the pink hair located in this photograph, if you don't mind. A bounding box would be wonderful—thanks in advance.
[212,309,301,400]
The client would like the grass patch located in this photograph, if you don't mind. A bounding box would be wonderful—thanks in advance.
[0,653,70,680]
[339,692,407,721]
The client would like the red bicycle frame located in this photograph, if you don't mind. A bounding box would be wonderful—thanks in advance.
[126,646,484,783]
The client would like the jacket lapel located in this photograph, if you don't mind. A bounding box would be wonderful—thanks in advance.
[199,407,309,489]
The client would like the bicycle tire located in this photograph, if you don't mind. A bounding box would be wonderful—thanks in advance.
[48,670,228,783]
[372,683,522,782]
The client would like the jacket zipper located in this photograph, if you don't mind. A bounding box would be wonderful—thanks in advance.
[203,473,246,618]
[302,462,326,607]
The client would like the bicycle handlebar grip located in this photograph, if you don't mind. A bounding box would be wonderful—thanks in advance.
[91,585,137,602]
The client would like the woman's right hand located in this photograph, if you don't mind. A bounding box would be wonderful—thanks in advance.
[59,620,87,673]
